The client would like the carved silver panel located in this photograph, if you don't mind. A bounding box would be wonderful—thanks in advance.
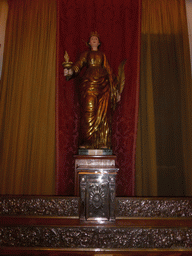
[79,172,117,222]
[117,198,192,218]
[0,226,192,249]
[0,197,79,217]
[76,159,115,168]
[1,196,192,219]
[87,176,109,220]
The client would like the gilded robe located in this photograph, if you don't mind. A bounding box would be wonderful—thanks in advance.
[72,50,118,149]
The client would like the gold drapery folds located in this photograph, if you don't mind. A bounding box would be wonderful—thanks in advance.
[71,50,120,149]
[0,0,56,194]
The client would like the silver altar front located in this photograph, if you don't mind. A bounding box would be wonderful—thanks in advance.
[74,151,118,222]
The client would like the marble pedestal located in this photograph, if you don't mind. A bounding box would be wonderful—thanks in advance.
[74,151,118,222]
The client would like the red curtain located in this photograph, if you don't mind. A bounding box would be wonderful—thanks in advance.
[56,0,141,196]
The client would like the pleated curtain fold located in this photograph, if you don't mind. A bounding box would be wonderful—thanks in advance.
[0,0,56,194]
[136,0,192,196]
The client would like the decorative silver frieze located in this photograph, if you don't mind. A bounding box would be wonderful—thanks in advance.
[76,159,116,168]
[1,197,192,218]
[0,197,79,217]
[0,226,192,249]
[116,198,192,218]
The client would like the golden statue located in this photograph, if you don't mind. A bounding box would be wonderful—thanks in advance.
[64,32,126,149]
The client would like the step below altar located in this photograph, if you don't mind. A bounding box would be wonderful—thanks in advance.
[1,149,192,254]
[0,195,192,255]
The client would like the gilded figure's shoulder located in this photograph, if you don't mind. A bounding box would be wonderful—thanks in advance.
[99,51,106,58]
[80,51,89,57]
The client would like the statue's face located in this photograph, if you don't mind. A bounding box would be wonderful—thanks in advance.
[89,36,100,49]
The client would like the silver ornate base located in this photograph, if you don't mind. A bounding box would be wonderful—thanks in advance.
[79,169,118,222]
[75,154,118,222]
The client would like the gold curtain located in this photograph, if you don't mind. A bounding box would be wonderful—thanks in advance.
[0,0,56,194]
[0,0,8,80]
[136,0,192,196]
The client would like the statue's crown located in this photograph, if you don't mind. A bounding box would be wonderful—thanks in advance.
[90,31,100,39]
